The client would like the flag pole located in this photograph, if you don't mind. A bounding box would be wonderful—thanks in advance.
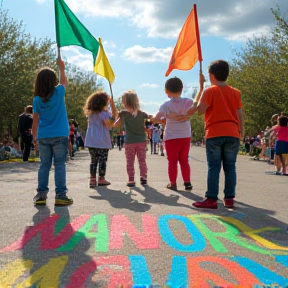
[57,46,61,59]
[193,4,203,75]
[109,82,114,100]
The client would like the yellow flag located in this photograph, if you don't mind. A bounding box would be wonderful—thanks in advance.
[94,38,115,84]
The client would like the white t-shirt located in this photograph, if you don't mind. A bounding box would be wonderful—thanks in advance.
[159,97,193,141]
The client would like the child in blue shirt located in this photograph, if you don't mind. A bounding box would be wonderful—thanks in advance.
[32,57,73,206]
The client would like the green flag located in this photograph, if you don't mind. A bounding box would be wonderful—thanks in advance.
[54,0,99,65]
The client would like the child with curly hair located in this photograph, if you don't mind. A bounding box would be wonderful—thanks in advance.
[84,91,117,187]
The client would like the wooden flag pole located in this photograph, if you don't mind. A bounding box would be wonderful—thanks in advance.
[57,46,61,59]
[109,82,114,100]
[194,4,204,102]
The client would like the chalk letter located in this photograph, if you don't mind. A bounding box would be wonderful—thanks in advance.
[189,214,280,255]
[0,214,90,252]
[58,214,108,252]
[17,256,68,288]
[232,256,288,287]
[159,215,206,252]
[187,256,259,288]
[109,214,159,250]
[0,259,33,287]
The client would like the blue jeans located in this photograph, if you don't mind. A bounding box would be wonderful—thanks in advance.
[205,136,239,200]
[37,137,68,198]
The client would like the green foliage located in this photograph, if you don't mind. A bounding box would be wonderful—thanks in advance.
[0,9,98,139]
[228,5,288,136]
[0,10,55,138]
[65,62,98,132]
[190,114,204,142]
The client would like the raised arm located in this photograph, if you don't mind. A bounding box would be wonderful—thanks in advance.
[57,57,67,87]
[104,97,118,128]
[177,73,205,121]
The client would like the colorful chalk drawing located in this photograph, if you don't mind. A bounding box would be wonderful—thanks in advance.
[0,213,287,288]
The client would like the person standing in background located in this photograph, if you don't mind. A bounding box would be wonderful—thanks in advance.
[18,105,33,161]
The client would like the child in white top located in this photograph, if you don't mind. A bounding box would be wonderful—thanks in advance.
[153,77,193,191]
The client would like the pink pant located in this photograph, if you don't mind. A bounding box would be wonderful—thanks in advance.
[125,142,147,181]
[164,137,191,184]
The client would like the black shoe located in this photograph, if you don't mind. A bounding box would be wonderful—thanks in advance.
[140,177,147,186]
[184,182,193,191]
[127,181,135,187]
[33,194,47,206]
[55,196,73,206]
[166,183,177,191]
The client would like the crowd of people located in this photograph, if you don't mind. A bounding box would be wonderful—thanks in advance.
[243,113,288,175]
[3,57,287,210]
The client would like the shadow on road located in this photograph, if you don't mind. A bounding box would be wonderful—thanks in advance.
[90,186,151,212]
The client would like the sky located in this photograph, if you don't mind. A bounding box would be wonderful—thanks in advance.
[2,0,288,114]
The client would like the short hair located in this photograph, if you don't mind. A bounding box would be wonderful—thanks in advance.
[25,105,33,114]
[278,115,288,127]
[34,67,57,102]
[208,60,229,81]
[83,91,109,116]
[165,77,183,93]
[121,90,140,111]
[271,113,280,125]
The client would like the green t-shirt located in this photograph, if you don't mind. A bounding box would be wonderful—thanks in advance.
[120,110,148,144]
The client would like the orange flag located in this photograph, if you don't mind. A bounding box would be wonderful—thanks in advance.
[165,4,202,77]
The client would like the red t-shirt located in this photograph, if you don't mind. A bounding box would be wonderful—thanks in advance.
[200,85,242,139]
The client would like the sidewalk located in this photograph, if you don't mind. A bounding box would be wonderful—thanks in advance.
[0,146,287,287]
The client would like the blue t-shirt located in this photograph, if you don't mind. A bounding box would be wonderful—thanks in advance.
[84,111,112,149]
[33,85,69,139]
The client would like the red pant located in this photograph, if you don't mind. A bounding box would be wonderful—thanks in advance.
[164,137,191,184]
[125,142,147,181]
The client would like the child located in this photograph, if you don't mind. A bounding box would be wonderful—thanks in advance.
[114,90,151,187]
[152,77,193,191]
[270,115,288,175]
[32,57,73,206]
[83,91,117,187]
[152,124,161,154]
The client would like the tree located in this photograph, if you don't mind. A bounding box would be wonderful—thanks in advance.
[228,6,288,136]
[0,9,55,139]
[0,9,99,140]
[65,62,98,133]
[190,114,204,142]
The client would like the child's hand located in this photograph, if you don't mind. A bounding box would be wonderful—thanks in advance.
[199,73,205,89]
[108,96,114,104]
[176,114,190,122]
[57,57,65,70]
[33,139,37,151]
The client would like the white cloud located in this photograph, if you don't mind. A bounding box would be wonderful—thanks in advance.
[38,0,288,41]
[60,45,114,70]
[140,99,161,107]
[122,46,172,63]
[60,47,94,70]
[140,83,159,88]
[139,99,162,114]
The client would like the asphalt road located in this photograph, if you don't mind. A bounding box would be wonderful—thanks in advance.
[0,146,287,287]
